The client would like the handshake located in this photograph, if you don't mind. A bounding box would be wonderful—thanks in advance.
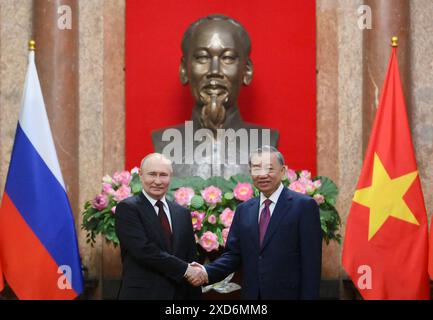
[184,262,209,286]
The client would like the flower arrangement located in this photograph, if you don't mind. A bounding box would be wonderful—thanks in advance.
[81,169,341,251]
[81,167,142,246]
[168,171,341,255]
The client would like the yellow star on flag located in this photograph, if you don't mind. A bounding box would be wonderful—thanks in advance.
[353,153,419,240]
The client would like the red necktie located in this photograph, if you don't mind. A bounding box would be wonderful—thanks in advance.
[156,200,172,250]
[259,199,272,246]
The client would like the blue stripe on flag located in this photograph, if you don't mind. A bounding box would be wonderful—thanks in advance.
[5,123,83,294]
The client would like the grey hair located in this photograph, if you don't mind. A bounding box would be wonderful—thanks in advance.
[140,153,173,173]
[181,14,251,56]
[249,145,285,167]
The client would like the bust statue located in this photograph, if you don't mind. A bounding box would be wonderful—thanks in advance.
[152,14,279,179]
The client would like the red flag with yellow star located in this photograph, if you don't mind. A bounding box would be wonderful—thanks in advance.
[0,259,3,293]
[430,219,433,279]
[342,44,430,299]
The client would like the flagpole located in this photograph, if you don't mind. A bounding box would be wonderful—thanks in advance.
[391,36,398,47]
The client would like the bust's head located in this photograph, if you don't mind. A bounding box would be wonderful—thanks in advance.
[180,14,253,131]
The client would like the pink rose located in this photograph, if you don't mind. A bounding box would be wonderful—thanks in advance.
[220,208,235,228]
[92,194,109,210]
[174,187,195,207]
[313,179,322,189]
[191,211,205,231]
[300,170,312,180]
[201,186,222,205]
[112,171,132,186]
[222,228,230,246]
[199,231,219,252]
[313,194,325,205]
[233,183,254,201]
[208,214,217,224]
[111,206,117,214]
[113,185,132,202]
[102,182,115,195]
[288,181,306,194]
[286,169,298,183]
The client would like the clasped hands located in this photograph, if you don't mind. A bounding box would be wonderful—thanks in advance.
[185,262,208,286]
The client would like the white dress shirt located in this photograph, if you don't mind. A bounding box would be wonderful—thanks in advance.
[142,190,172,231]
[258,183,284,222]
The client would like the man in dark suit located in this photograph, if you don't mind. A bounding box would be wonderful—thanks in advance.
[115,153,204,299]
[190,146,322,299]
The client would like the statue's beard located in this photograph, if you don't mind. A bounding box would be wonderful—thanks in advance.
[199,91,229,134]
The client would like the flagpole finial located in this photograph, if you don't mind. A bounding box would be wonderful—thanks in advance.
[29,40,35,51]
[391,36,398,47]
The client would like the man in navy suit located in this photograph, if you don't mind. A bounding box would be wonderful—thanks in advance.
[191,146,322,299]
[115,153,205,299]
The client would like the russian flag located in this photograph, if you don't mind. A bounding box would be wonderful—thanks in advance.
[0,48,83,299]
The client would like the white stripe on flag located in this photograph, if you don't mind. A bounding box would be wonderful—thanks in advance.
[18,51,66,189]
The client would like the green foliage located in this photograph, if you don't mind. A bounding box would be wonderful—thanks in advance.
[82,169,342,249]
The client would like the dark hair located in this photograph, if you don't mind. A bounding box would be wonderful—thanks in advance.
[181,14,251,56]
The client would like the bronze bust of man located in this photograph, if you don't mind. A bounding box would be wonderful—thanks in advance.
[152,14,279,178]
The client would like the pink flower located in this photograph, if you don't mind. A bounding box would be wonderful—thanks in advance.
[208,214,217,224]
[233,183,254,201]
[199,231,219,252]
[174,187,195,207]
[113,185,132,202]
[299,177,315,195]
[313,194,325,205]
[111,206,117,214]
[288,181,306,194]
[102,182,115,195]
[313,179,322,189]
[130,167,140,175]
[300,170,312,180]
[92,194,109,210]
[286,169,298,183]
[222,228,230,246]
[112,171,132,186]
[220,208,235,228]
[191,211,205,231]
[201,186,222,205]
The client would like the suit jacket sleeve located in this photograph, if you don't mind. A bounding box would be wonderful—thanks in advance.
[299,198,322,299]
[115,201,188,283]
[205,205,242,284]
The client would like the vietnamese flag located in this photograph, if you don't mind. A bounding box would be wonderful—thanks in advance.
[0,259,3,292]
[342,44,430,299]
[430,219,433,279]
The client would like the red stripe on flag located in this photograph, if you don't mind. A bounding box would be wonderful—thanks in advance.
[0,193,77,300]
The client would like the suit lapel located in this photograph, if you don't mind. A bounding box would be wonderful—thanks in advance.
[137,192,169,252]
[247,197,261,251]
[260,187,292,252]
